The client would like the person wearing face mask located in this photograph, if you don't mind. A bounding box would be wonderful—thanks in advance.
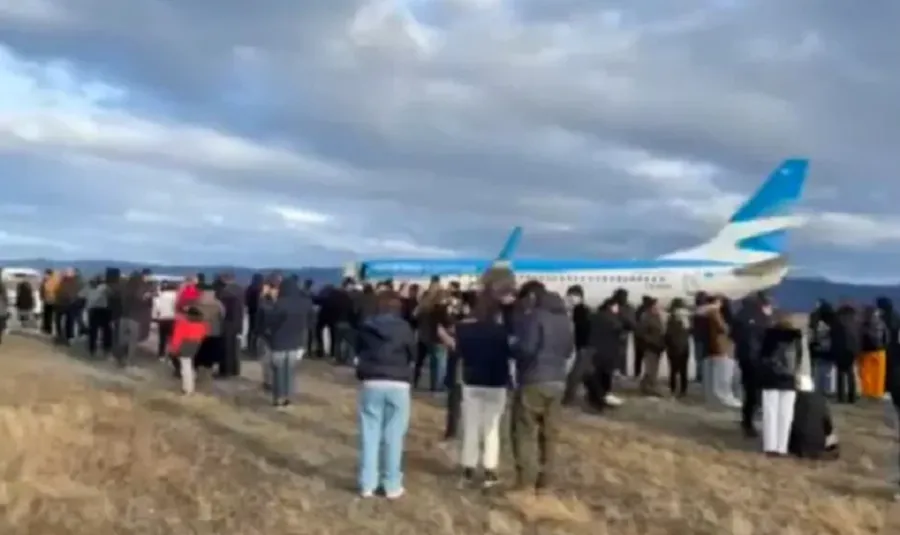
[562,286,593,406]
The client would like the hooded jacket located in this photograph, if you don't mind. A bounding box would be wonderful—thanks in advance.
[355,312,416,383]
[265,280,313,352]
[830,305,860,366]
[512,292,573,385]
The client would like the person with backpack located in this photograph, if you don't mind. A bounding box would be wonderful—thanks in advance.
[859,305,888,398]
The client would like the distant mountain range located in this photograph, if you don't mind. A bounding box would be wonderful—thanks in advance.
[2,258,898,312]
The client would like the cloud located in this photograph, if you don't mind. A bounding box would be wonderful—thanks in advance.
[0,1,895,280]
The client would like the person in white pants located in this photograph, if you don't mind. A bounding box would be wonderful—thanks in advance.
[757,313,803,456]
[454,293,512,489]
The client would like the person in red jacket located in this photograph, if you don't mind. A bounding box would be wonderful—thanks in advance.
[168,305,208,394]
[175,276,200,312]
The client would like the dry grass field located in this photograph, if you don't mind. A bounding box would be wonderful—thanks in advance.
[1,333,899,534]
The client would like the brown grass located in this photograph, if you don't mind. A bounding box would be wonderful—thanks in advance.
[0,335,898,534]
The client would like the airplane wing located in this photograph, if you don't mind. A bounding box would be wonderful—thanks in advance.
[731,255,789,277]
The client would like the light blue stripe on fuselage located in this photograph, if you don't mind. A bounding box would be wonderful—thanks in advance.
[362,258,736,278]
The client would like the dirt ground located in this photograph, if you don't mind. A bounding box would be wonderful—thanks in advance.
[0,334,899,535]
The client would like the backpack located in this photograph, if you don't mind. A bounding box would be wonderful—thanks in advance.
[809,321,831,353]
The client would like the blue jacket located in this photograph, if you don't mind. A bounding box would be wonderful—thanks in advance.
[456,317,512,388]
[356,313,416,383]
[265,280,313,352]
[512,292,573,385]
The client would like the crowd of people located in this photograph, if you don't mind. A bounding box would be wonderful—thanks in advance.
[1,266,899,499]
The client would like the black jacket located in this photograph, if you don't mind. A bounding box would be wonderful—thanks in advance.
[218,282,245,333]
[789,391,836,459]
[456,317,511,388]
[355,313,416,383]
[589,306,624,371]
[571,303,591,349]
[265,281,313,352]
[758,325,803,390]
[830,305,861,366]
[732,303,773,368]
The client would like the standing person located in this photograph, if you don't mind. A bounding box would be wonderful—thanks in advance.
[859,305,888,399]
[510,289,573,495]
[456,293,511,489]
[704,295,741,408]
[116,271,153,368]
[562,286,592,407]
[257,279,278,390]
[808,300,835,394]
[0,271,7,344]
[635,297,665,397]
[264,277,312,406]
[217,272,245,379]
[733,294,774,437]
[168,306,208,395]
[758,313,803,456]
[14,277,35,330]
[244,273,264,356]
[153,281,178,359]
[85,277,113,357]
[633,296,654,378]
[193,284,225,374]
[40,269,58,335]
[176,275,200,311]
[877,297,899,396]
[355,290,416,499]
[664,299,692,398]
[831,303,861,404]
[582,298,624,411]
[54,268,81,345]
[692,292,710,383]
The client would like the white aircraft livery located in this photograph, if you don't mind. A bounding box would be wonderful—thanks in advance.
[344,159,810,305]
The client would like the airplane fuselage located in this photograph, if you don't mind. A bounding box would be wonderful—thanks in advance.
[348,258,788,306]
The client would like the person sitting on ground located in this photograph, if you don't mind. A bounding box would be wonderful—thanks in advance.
[788,374,839,460]
[354,290,417,500]
[168,305,208,395]
[758,312,803,457]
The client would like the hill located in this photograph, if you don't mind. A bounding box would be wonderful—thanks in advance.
[2,258,898,311]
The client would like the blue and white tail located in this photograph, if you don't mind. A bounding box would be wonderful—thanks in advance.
[662,159,810,265]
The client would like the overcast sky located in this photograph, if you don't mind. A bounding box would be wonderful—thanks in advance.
[0,1,895,281]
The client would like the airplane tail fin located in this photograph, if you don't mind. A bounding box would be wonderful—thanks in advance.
[662,159,809,264]
[496,226,523,262]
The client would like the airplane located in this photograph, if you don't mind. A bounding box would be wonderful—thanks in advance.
[343,159,810,305]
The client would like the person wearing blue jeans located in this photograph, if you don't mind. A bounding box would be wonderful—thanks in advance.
[354,291,417,499]
[429,344,448,392]
[262,277,313,407]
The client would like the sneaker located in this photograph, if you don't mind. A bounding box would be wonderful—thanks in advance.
[459,467,476,488]
[604,394,624,407]
[359,489,375,499]
[483,470,500,489]
[385,487,405,500]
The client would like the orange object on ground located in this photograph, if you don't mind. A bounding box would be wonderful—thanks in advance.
[858,350,886,398]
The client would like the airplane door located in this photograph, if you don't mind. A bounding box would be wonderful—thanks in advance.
[682,274,700,296]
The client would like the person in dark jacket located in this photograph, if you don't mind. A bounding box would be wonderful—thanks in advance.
[809,300,835,394]
[788,375,839,460]
[733,294,774,437]
[582,298,624,410]
[562,286,592,407]
[510,290,573,494]
[830,303,861,403]
[757,313,803,456]
[244,273,264,356]
[354,291,416,499]
[877,297,900,395]
[14,279,35,328]
[611,288,635,376]
[114,271,153,367]
[455,292,511,489]
[664,299,691,398]
[216,272,245,379]
[264,278,313,406]
[633,296,654,378]
[692,291,710,383]
[635,297,665,396]
[54,268,81,345]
